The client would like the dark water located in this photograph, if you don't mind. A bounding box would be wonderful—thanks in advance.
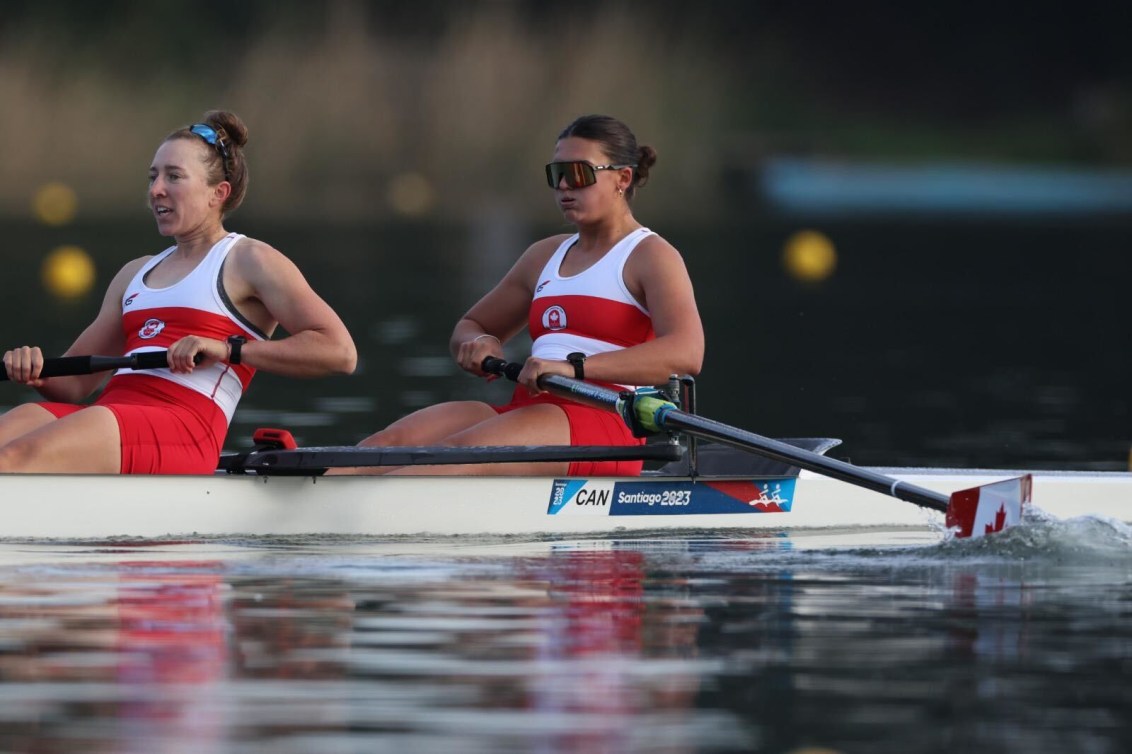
[0,517,1130,753]
[2,215,1129,469]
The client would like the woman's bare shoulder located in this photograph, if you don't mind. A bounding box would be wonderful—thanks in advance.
[635,231,682,258]
[114,255,154,282]
[229,235,283,261]
[525,233,573,258]
[508,233,572,276]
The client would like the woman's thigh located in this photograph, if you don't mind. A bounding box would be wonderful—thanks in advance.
[444,403,570,447]
[388,403,571,477]
[330,401,505,476]
[0,405,121,473]
[358,401,501,447]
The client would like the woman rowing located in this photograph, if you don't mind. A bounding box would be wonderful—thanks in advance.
[0,110,357,474]
[338,114,704,476]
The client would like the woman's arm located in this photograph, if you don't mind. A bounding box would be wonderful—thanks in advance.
[167,238,356,377]
[10,259,146,402]
[449,237,562,376]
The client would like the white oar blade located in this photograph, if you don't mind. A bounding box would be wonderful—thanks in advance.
[945,474,1032,538]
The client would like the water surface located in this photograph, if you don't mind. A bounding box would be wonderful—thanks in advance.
[1,514,1130,753]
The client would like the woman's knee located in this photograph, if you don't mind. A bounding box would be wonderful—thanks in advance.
[0,404,56,447]
[357,424,410,448]
[0,436,37,472]
[444,404,570,448]
[358,402,497,448]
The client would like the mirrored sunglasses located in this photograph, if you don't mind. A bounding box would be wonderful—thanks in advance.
[545,161,635,189]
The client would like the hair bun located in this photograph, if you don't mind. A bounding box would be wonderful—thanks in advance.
[202,110,249,148]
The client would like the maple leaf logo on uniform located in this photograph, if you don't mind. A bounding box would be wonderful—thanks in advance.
[542,305,567,331]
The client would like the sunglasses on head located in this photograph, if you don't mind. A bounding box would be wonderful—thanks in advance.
[545,161,636,189]
[189,123,231,180]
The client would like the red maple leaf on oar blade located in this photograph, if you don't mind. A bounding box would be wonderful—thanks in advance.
[986,503,1008,535]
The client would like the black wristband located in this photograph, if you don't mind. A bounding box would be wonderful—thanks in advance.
[227,335,247,365]
[566,352,586,380]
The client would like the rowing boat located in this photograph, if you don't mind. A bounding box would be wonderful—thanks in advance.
[4,351,1125,540]
[2,457,1127,540]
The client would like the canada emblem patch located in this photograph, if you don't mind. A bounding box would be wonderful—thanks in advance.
[542,305,567,331]
[138,318,166,339]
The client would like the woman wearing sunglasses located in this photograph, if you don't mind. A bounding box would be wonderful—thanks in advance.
[342,114,704,477]
[0,110,357,474]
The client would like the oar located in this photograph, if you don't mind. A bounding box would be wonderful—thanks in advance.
[1,350,180,382]
[482,357,1029,539]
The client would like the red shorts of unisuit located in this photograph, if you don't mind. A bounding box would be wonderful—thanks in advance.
[37,374,229,474]
[493,386,645,477]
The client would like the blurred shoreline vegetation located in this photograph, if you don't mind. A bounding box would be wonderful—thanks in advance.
[0,0,1128,223]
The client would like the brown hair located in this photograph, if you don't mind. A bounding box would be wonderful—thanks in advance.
[166,110,250,215]
[557,114,657,200]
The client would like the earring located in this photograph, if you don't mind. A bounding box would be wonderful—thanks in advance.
[617,188,624,197]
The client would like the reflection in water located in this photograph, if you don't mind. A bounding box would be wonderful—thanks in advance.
[521,551,700,753]
[0,561,229,752]
[0,546,739,752]
[0,530,1129,752]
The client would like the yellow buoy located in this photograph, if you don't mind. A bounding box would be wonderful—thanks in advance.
[783,229,837,283]
[32,183,79,226]
[42,245,96,300]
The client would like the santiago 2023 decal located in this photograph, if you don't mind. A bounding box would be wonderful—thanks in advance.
[548,478,795,516]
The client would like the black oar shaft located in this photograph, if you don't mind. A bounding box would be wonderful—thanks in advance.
[536,375,624,412]
[659,409,949,512]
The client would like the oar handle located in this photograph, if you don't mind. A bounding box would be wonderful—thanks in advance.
[481,356,521,382]
[1,350,179,382]
[481,357,627,413]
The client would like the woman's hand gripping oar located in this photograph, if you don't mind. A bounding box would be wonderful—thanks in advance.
[1,351,199,382]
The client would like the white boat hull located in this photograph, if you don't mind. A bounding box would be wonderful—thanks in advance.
[1,468,1128,539]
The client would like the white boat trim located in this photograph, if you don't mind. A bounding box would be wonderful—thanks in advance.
[2,467,1128,540]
